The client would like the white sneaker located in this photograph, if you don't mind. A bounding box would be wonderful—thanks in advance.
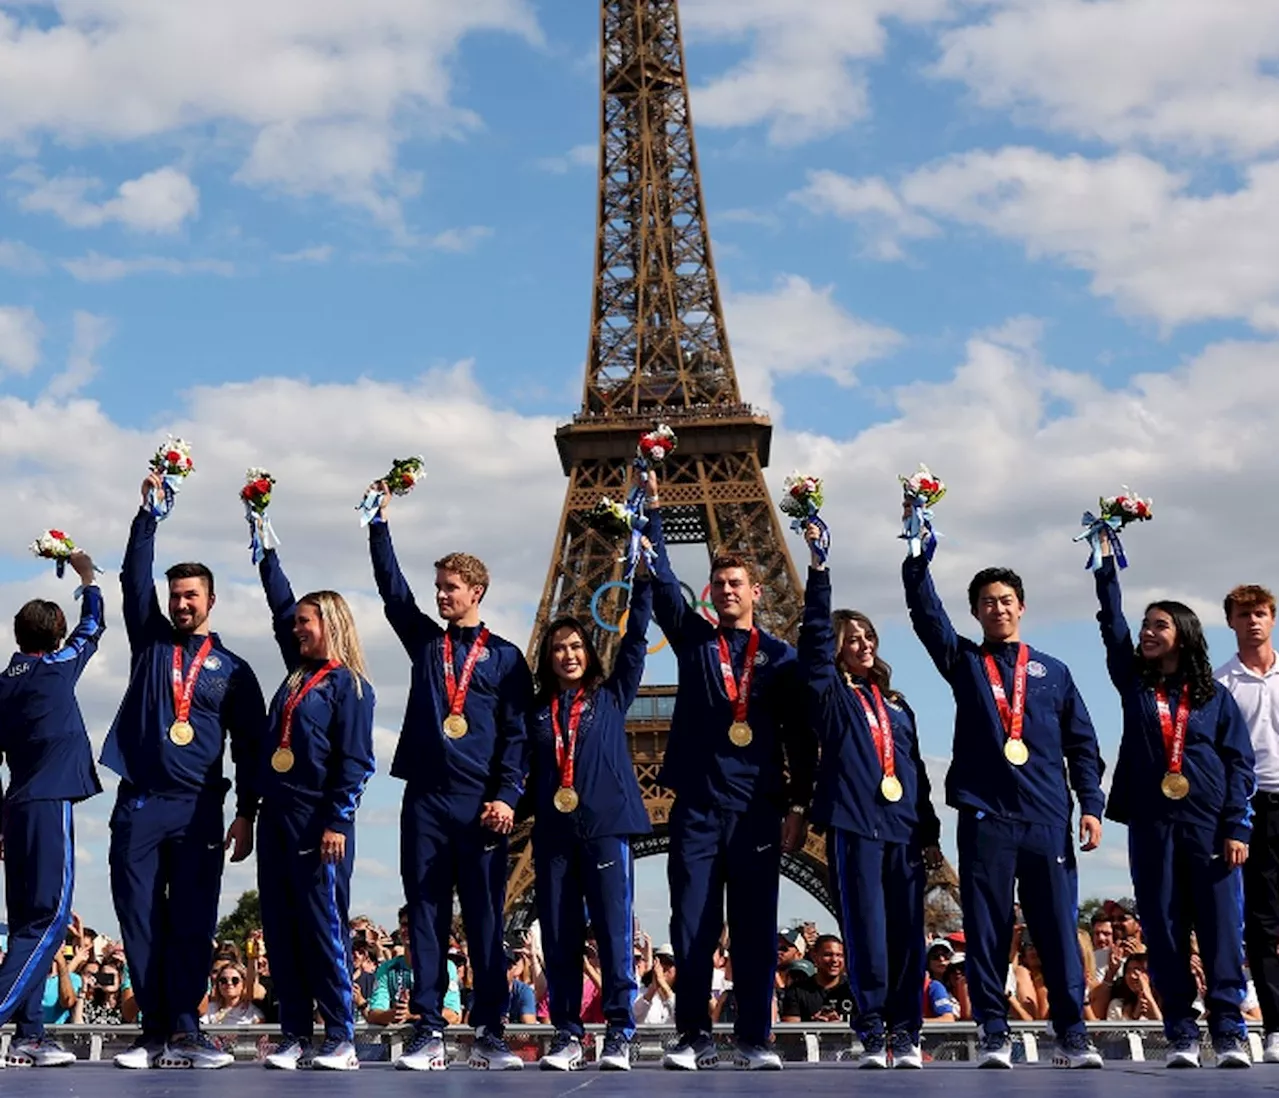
[114,1040,165,1069]
[469,1026,523,1070]
[395,1029,446,1071]
[159,1032,234,1069]
[1052,1033,1103,1069]
[539,1033,584,1071]
[598,1031,632,1071]
[857,1035,888,1069]
[977,1030,1013,1069]
[890,1032,923,1069]
[662,1031,718,1070]
[733,1041,782,1070]
[1264,1033,1279,1064]
[264,1037,312,1070]
[1166,1036,1200,1069]
[311,1038,358,1071]
[6,1037,76,1067]
[1213,1034,1252,1069]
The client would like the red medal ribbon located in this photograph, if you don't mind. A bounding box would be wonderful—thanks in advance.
[172,636,215,724]
[1154,683,1191,775]
[279,660,340,753]
[983,644,1029,742]
[551,689,587,790]
[853,682,896,779]
[716,628,760,723]
[443,628,491,717]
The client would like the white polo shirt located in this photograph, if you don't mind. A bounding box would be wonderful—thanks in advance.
[1216,654,1280,794]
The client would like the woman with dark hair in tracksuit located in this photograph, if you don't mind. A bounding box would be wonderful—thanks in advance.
[528,570,653,1073]
[252,542,376,1071]
[798,524,942,1070]
[1091,535,1255,1069]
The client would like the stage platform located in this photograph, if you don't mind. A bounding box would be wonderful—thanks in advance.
[0,1060,1275,1097]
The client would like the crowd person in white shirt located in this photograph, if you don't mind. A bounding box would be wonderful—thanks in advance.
[635,944,676,1026]
[1216,584,1279,1063]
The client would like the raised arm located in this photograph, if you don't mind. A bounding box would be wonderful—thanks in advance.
[646,508,707,652]
[1216,690,1257,845]
[491,655,533,811]
[902,549,962,677]
[607,575,653,710]
[321,676,377,831]
[48,557,106,680]
[798,565,840,695]
[121,478,169,649]
[367,520,442,656]
[258,549,301,670]
[1093,555,1137,692]
[1060,671,1106,824]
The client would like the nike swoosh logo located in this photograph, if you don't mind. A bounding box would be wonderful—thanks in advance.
[207,842,222,850]
[1056,855,1066,864]
[597,861,616,870]
[756,843,772,853]
[299,848,317,855]
[483,843,499,853]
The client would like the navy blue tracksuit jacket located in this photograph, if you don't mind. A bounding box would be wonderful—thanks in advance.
[0,585,103,1038]
[1095,559,1255,1039]
[255,549,376,1043]
[903,551,1104,1039]
[800,566,939,1040]
[530,576,653,1039]
[648,508,817,1046]
[102,508,266,1040]
[369,519,531,1034]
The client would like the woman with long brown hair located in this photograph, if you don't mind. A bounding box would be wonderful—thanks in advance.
[250,527,375,1071]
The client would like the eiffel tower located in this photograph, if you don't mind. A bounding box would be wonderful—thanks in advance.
[527,0,803,662]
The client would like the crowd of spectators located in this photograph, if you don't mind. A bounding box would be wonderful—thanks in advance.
[9,897,1262,1034]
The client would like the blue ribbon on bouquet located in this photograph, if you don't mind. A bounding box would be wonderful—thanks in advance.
[901,493,940,558]
[356,486,384,528]
[621,466,656,583]
[245,507,281,565]
[148,474,183,521]
[1073,512,1127,572]
[788,508,830,564]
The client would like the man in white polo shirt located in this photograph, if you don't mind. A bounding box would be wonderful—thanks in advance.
[1217,584,1279,1064]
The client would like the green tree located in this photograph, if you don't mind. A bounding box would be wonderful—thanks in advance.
[215,889,262,950]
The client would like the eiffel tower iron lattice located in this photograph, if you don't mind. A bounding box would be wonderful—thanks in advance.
[528,0,803,666]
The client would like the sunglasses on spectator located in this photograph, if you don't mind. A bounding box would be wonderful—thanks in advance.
[217,975,242,986]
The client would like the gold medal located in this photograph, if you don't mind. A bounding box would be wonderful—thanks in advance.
[728,721,753,747]
[1003,738,1029,766]
[169,720,195,746]
[443,713,469,739]
[880,775,904,802]
[553,786,580,813]
[1160,772,1190,800]
[271,747,295,773]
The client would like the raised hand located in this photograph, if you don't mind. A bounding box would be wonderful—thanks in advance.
[142,471,164,507]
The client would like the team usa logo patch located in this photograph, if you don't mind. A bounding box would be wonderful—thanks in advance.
[203,654,222,672]
[1026,660,1047,678]
[753,650,769,666]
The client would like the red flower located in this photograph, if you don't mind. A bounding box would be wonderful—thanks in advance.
[920,479,937,493]
[254,479,271,494]
[401,473,415,487]
[49,529,66,541]
[166,450,181,464]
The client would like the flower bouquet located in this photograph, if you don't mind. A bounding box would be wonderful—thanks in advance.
[148,436,195,520]
[899,464,945,557]
[585,496,634,540]
[357,455,425,526]
[780,472,829,563]
[241,468,281,564]
[1073,487,1152,571]
[30,529,76,578]
[637,424,677,466]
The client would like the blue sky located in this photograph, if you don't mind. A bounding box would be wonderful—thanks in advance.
[0,0,1275,938]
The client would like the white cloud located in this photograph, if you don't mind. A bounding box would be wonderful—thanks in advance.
[0,304,43,375]
[799,150,1278,331]
[275,244,334,264]
[683,0,950,143]
[0,238,46,273]
[425,225,493,253]
[933,0,1278,158]
[61,253,236,282]
[45,311,112,400]
[725,275,903,413]
[0,1,542,221]
[533,143,596,174]
[791,169,938,259]
[14,165,199,233]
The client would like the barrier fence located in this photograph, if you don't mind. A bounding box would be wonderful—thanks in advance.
[8,1021,1270,1065]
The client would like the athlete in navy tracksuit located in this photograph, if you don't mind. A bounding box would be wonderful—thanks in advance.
[529,576,654,1072]
[102,480,266,1069]
[799,543,940,1069]
[254,548,375,1071]
[368,504,531,1072]
[903,540,1105,1068]
[1093,553,1255,1067]
[647,504,816,1070]
[0,557,102,1067]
